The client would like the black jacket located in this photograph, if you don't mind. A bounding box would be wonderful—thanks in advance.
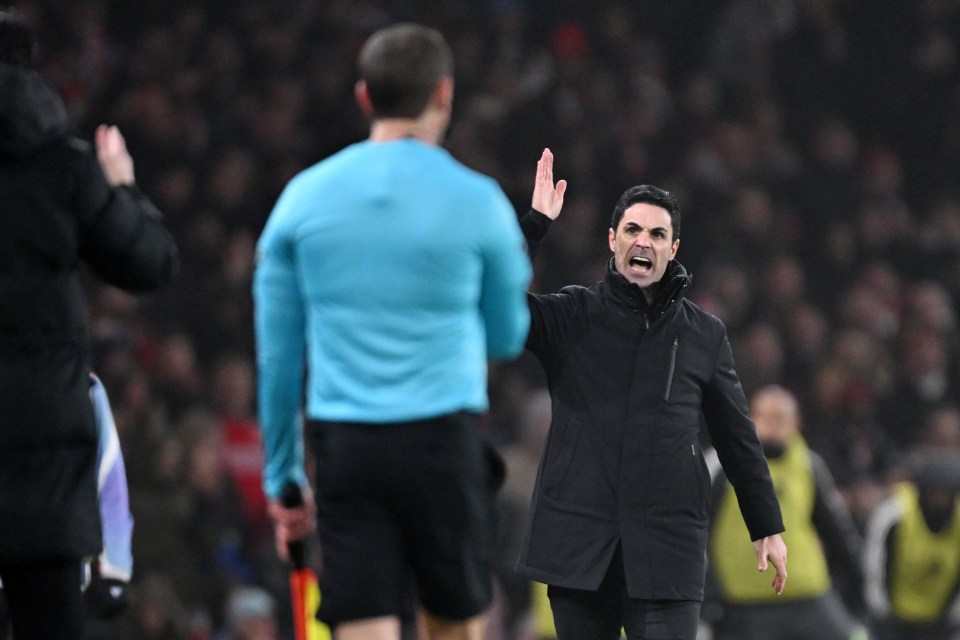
[0,63,178,564]
[516,210,783,600]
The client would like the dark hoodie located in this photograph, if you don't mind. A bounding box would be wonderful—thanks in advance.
[0,63,178,564]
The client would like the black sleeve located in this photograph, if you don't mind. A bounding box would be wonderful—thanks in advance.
[702,326,785,540]
[78,185,179,291]
[520,208,551,261]
[67,138,178,292]
[810,451,865,587]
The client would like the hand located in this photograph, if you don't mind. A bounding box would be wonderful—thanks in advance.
[531,148,567,220]
[268,484,317,560]
[754,533,788,595]
[83,562,129,619]
[95,124,135,186]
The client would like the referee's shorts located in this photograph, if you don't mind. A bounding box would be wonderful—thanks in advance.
[307,411,504,628]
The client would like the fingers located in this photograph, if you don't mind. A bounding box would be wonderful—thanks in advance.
[755,540,768,572]
[772,573,785,596]
[756,536,788,595]
[772,554,788,596]
[556,178,568,201]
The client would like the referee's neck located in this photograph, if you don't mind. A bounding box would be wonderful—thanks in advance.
[369,118,443,145]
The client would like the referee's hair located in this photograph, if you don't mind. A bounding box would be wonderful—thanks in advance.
[358,23,453,120]
[0,9,37,67]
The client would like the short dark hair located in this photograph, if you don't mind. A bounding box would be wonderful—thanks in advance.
[357,23,453,119]
[610,185,681,240]
[0,9,37,67]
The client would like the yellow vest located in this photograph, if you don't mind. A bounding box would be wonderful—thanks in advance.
[532,580,557,638]
[710,435,830,601]
[889,483,960,623]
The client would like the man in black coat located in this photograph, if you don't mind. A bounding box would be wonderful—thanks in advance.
[0,10,178,640]
[515,149,787,640]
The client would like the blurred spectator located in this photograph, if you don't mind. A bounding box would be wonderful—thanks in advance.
[863,448,960,640]
[216,586,278,640]
[707,385,867,640]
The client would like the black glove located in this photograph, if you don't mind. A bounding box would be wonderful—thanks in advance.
[83,563,129,620]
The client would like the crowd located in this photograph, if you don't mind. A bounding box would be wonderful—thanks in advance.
[9,0,960,638]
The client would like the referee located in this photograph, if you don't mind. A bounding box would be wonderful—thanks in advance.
[254,23,531,640]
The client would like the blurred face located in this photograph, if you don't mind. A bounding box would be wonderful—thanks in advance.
[608,203,679,292]
[751,389,799,446]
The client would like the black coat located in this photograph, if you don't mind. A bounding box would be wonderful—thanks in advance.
[516,212,782,601]
[0,63,178,564]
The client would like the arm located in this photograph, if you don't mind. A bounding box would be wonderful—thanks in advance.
[479,186,532,360]
[75,126,179,291]
[809,452,865,590]
[702,326,787,594]
[253,205,314,555]
[89,374,133,582]
[863,496,901,620]
[84,374,132,619]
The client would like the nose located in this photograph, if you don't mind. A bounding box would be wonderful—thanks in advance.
[634,231,652,248]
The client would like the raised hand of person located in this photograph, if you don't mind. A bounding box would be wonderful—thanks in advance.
[95,124,135,186]
[531,147,567,220]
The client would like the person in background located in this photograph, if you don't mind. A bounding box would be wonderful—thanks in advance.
[0,373,135,637]
[707,385,868,640]
[254,22,530,640]
[216,586,279,640]
[514,150,786,640]
[0,9,177,638]
[864,447,960,640]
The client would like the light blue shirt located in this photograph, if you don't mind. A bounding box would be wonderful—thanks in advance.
[254,139,531,498]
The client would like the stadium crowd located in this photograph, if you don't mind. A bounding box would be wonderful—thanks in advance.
[8,0,960,638]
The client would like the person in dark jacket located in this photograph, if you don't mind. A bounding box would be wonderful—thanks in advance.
[514,149,787,640]
[0,10,178,640]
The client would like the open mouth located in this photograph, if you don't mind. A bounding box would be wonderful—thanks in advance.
[629,256,653,271]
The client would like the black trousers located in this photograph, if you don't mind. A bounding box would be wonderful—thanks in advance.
[547,545,701,640]
[0,559,84,640]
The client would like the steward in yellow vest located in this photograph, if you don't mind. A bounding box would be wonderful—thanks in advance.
[864,448,960,640]
[707,385,868,640]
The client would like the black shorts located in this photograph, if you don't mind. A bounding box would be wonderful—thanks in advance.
[307,412,503,627]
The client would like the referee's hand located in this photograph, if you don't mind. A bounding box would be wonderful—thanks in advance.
[268,485,316,560]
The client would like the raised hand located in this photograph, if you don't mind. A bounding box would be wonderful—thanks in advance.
[95,124,135,186]
[531,147,567,220]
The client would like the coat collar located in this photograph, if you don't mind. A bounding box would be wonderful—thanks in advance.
[603,257,692,321]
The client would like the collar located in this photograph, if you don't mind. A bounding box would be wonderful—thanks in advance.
[603,257,692,320]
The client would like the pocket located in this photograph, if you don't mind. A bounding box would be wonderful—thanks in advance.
[664,337,679,401]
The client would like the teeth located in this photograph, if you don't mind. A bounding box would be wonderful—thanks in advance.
[630,257,652,267]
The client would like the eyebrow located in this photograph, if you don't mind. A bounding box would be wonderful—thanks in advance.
[623,222,669,234]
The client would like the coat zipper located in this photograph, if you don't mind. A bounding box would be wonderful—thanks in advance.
[664,337,678,401]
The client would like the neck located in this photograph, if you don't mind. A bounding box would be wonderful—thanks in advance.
[369,117,442,144]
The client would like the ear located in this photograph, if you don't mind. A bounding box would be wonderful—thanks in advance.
[355,80,375,119]
[608,228,616,252]
[432,76,454,110]
[669,239,680,260]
